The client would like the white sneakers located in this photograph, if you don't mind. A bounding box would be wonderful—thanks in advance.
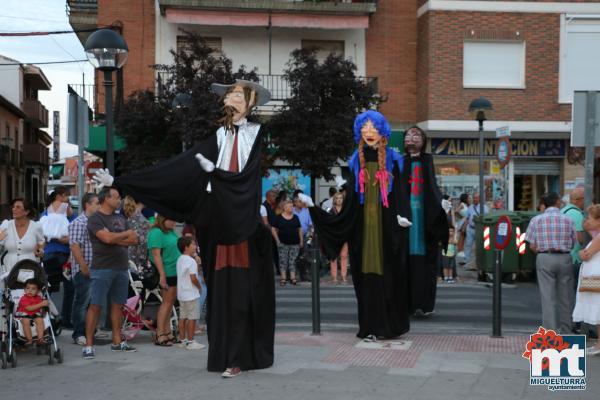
[185,340,206,350]
[178,338,206,350]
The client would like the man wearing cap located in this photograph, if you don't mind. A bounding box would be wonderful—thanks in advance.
[93,80,274,378]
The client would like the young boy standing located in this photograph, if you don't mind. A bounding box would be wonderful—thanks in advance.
[176,236,205,350]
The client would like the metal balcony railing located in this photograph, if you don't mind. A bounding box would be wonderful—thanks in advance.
[157,72,378,102]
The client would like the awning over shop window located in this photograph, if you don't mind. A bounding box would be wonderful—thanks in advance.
[50,164,64,177]
[86,125,126,152]
[389,130,404,154]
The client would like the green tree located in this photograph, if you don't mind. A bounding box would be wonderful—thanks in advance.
[265,48,381,180]
[116,32,258,173]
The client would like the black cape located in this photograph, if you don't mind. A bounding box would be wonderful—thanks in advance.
[309,148,410,339]
[398,153,448,314]
[115,132,275,372]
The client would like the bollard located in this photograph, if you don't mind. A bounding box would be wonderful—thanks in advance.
[310,247,321,335]
[492,249,503,338]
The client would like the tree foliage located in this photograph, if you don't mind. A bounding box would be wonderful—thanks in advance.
[265,48,381,180]
[115,32,258,173]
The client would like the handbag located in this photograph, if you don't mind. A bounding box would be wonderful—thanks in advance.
[579,276,600,293]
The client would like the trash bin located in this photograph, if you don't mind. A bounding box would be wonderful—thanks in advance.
[516,211,540,276]
[474,211,522,275]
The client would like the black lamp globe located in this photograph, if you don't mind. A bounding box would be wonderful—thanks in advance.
[468,97,493,122]
[172,93,193,110]
[84,29,129,71]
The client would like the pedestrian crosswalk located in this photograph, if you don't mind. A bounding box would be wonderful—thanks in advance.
[275,282,542,335]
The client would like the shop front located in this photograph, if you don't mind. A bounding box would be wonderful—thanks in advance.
[430,137,566,211]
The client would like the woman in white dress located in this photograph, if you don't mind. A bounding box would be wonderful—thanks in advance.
[572,204,600,355]
[0,198,45,331]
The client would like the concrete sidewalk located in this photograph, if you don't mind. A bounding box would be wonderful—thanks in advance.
[2,329,598,400]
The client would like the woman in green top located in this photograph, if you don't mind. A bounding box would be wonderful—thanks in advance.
[148,215,181,346]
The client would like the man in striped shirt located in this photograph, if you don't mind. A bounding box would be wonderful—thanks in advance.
[526,192,577,334]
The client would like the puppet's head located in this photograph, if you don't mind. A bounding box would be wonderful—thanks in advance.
[353,110,391,146]
[404,125,427,157]
[353,110,392,207]
[211,80,271,131]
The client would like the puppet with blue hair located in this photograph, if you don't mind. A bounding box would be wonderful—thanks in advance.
[302,110,413,341]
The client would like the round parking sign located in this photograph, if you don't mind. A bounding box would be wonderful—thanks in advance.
[494,215,512,250]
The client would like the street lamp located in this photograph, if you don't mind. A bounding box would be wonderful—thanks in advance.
[84,28,128,175]
[171,93,192,151]
[469,97,493,217]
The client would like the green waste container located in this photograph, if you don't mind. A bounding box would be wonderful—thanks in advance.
[474,211,522,274]
[516,211,540,275]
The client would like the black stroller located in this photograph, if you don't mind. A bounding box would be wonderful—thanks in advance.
[1,259,63,368]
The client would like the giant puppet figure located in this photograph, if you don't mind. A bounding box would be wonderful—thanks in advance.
[398,125,448,317]
[94,80,275,377]
[301,110,413,340]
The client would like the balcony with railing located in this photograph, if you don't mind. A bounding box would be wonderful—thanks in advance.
[22,99,49,128]
[22,143,49,166]
[157,72,378,103]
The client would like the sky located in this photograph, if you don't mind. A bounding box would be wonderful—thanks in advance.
[0,0,95,159]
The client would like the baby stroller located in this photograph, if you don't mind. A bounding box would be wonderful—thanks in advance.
[1,259,63,368]
[123,261,178,341]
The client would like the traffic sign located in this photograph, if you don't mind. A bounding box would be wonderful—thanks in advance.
[86,161,103,179]
[496,136,511,169]
[494,215,512,250]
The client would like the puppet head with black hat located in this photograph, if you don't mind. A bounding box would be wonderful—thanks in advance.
[211,80,270,132]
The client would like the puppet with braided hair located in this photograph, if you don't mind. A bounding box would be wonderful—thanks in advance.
[302,110,412,340]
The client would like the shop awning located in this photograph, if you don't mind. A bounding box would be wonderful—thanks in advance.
[389,130,404,154]
[86,125,126,152]
[50,164,64,177]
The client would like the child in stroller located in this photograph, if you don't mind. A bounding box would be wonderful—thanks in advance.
[15,278,48,346]
[1,259,63,368]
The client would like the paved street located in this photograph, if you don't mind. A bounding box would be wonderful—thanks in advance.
[277,279,542,336]
[5,274,598,399]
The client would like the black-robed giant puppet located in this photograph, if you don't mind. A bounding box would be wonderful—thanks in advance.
[398,125,448,317]
[302,110,413,340]
[94,80,275,377]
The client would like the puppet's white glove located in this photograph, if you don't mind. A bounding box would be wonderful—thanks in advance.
[93,168,114,190]
[298,193,314,208]
[195,153,215,172]
[397,215,413,228]
[334,175,347,189]
[441,199,452,213]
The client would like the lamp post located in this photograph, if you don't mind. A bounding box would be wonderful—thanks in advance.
[468,97,493,217]
[84,28,128,175]
[171,93,192,151]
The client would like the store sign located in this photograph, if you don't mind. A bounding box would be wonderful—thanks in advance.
[431,138,565,157]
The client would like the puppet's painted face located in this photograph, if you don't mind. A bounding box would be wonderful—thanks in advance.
[361,120,383,148]
[404,127,424,156]
[223,85,254,122]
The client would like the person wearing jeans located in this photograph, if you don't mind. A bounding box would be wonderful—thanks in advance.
[68,193,100,345]
[83,187,138,359]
